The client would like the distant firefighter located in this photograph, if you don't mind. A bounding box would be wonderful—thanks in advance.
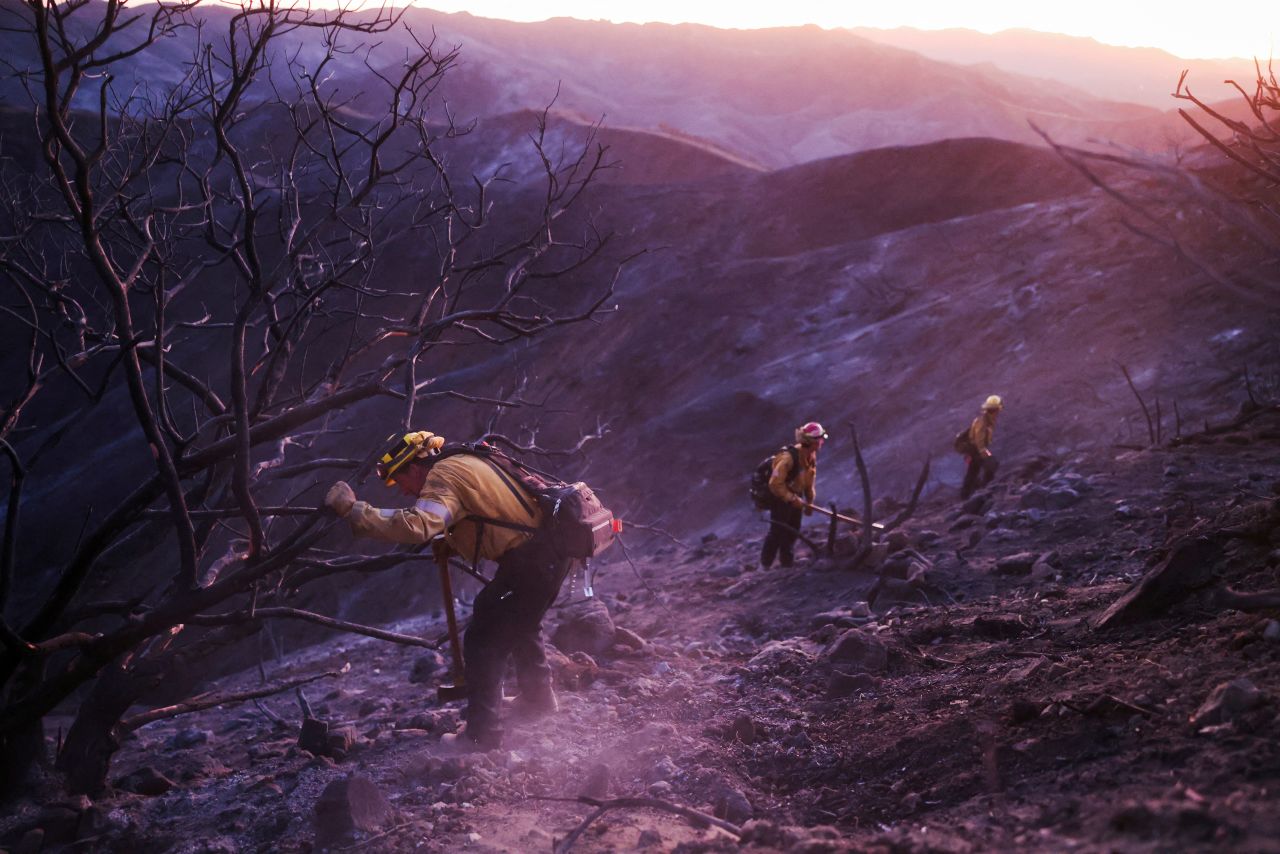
[752,421,825,569]
[956,395,1003,499]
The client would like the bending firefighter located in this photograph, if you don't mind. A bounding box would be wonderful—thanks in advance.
[324,431,570,750]
[959,395,1003,499]
[761,421,825,569]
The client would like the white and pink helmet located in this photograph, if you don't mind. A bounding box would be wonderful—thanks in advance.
[796,421,828,446]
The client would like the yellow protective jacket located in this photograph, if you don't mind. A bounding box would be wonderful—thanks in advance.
[968,414,996,456]
[768,445,816,507]
[346,454,542,561]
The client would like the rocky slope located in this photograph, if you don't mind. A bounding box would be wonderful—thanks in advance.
[3,407,1277,852]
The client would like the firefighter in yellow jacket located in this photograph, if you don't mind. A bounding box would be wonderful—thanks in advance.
[760,422,824,568]
[324,431,569,750]
[960,395,1003,499]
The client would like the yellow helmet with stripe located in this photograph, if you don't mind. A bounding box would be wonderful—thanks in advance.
[376,430,445,485]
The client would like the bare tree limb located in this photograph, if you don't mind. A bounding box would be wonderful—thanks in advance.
[1212,587,1280,611]
[881,456,932,534]
[847,422,875,571]
[546,795,742,854]
[1118,363,1156,445]
[118,663,350,733]
[187,607,440,650]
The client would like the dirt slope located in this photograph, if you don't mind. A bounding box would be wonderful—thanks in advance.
[5,409,1277,852]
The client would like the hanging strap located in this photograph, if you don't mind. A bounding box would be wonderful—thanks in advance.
[473,454,538,519]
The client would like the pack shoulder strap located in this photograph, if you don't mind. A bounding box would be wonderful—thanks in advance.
[779,445,801,485]
[471,453,537,519]
[432,445,541,534]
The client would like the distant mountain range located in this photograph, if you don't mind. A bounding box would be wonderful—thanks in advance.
[850,26,1257,110]
[0,3,1257,169]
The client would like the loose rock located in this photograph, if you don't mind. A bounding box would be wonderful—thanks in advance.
[409,651,447,684]
[821,628,889,673]
[637,828,664,848]
[1190,678,1265,727]
[1046,488,1081,510]
[115,766,175,797]
[168,728,212,749]
[614,626,648,650]
[714,788,754,824]
[313,774,395,846]
[826,670,880,699]
[995,552,1038,576]
[747,639,815,673]
[581,762,611,798]
[552,598,616,656]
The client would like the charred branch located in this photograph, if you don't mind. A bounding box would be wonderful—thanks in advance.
[1213,587,1280,611]
[881,456,932,534]
[550,795,742,854]
[118,663,349,734]
[187,607,439,650]
[847,422,875,571]
[1118,363,1157,445]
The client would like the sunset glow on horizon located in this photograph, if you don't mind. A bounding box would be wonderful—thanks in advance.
[407,0,1277,61]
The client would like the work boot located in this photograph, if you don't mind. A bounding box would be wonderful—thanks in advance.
[440,725,503,753]
[778,552,794,568]
[511,688,559,721]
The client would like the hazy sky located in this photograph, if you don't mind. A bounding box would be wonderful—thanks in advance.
[417,1,1276,60]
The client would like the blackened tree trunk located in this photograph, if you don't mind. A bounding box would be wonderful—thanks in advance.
[56,661,138,796]
[0,663,47,802]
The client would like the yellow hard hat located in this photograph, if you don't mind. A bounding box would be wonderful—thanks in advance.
[982,395,1003,411]
[376,430,445,485]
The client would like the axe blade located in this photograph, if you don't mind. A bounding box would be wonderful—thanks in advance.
[436,682,468,703]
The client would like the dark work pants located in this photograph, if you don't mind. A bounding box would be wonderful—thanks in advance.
[761,502,803,568]
[961,453,999,499]
[462,536,571,741]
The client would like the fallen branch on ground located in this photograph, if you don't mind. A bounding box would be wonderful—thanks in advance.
[1169,403,1280,445]
[541,795,742,853]
[1212,587,1280,611]
[187,607,439,649]
[334,821,415,851]
[119,664,349,733]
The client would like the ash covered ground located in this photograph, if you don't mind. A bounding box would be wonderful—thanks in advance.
[5,408,1279,853]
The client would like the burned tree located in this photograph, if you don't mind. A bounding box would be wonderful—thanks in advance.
[1033,60,1280,306]
[0,0,626,796]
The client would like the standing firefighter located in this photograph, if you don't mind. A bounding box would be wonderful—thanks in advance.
[324,431,588,750]
[958,395,1003,499]
[758,421,825,569]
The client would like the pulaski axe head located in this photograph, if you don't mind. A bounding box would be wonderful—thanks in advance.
[432,538,469,705]
[436,680,468,704]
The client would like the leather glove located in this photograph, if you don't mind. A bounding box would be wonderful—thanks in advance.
[325,481,356,517]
